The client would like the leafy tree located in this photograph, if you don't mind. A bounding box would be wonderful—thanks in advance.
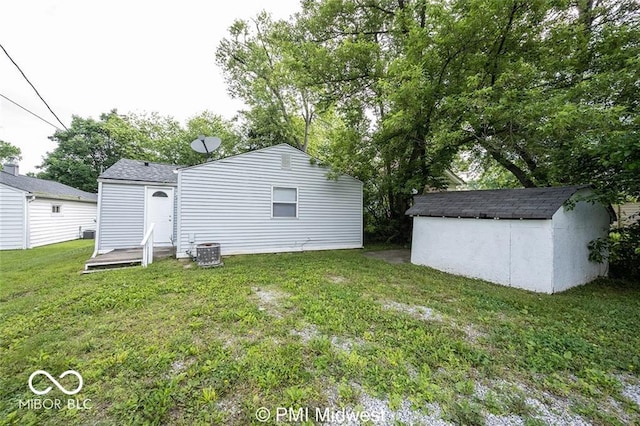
[38,111,132,192]
[291,0,639,241]
[217,12,326,153]
[0,140,22,166]
[38,110,241,192]
[128,111,242,165]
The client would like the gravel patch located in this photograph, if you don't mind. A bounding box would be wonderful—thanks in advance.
[165,358,195,378]
[484,414,524,426]
[619,374,640,407]
[461,323,486,343]
[252,287,290,318]
[380,300,489,346]
[323,383,452,426]
[381,300,489,346]
[327,274,348,284]
[290,325,363,352]
[474,379,591,426]
[525,393,591,426]
[380,300,442,321]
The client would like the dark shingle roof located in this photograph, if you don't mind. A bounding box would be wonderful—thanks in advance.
[405,185,591,219]
[0,171,97,202]
[99,159,182,183]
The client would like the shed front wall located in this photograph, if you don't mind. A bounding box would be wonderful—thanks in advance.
[97,183,145,252]
[28,198,97,248]
[552,195,610,292]
[0,183,26,250]
[177,145,363,256]
[411,217,554,292]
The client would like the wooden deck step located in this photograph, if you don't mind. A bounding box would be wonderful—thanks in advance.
[84,247,175,272]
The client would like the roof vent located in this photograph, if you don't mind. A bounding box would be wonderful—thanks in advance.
[281,153,291,170]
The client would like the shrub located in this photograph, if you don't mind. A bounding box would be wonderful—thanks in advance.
[589,220,640,280]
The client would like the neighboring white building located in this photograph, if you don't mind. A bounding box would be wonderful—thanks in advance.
[406,186,614,294]
[94,144,363,257]
[613,201,639,227]
[0,164,97,250]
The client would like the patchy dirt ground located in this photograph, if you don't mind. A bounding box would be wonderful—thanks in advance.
[363,249,411,264]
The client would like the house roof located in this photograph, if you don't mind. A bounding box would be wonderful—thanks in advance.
[179,143,363,184]
[0,171,97,202]
[405,185,592,219]
[99,159,183,183]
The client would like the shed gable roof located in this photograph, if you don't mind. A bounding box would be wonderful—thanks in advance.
[99,159,182,183]
[406,185,591,219]
[0,171,97,202]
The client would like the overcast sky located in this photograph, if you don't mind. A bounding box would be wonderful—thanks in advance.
[0,0,300,173]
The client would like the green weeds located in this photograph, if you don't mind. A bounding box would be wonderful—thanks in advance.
[0,241,638,424]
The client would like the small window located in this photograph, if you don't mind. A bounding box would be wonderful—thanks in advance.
[51,204,61,214]
[152,191,168,198]
[272,187,297,218]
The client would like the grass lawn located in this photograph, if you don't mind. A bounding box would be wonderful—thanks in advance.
[1,240,639,425]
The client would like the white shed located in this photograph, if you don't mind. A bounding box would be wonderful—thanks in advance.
[406,186,613,293]
[0,164,97,250]
[93,144,363,258]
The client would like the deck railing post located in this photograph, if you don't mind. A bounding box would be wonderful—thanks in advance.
[141,223,155,267]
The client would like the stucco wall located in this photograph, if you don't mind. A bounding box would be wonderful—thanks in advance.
[552,192,610,292]
[411,217,554,292]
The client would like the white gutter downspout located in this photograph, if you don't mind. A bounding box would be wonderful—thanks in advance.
[91,181,102,258]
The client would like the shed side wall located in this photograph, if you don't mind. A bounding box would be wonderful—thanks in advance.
[508,220,554,292]
[177,145,363,256]
[552,194,610,292]
[97,183,144,252]
[29,198,97,248]
[411,217,554,292]
[0,183,26,250]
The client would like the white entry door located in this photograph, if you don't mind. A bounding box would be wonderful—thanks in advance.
[146,187,174,245]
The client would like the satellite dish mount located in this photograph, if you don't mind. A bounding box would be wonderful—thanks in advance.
[190,135,221,160]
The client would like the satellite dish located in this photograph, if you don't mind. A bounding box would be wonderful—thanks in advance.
[190,135,221,155]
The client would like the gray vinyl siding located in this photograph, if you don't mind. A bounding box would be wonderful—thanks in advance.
[614,202,640,227]
[97,183,145,251]
[0,183,26,250]
[28,198,97,248]
[177,144,363,256]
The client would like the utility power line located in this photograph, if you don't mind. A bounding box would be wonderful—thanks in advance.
[1,43,68,130]
[0,92,62,130]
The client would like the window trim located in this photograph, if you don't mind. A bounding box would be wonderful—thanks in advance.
[51,204,62,215]
[271,186,298,219]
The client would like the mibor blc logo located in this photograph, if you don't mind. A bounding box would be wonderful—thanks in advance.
[19,369,90,410]
[28,370,83,395]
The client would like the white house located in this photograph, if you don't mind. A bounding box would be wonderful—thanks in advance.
[0,164,97,250]
[406,186,614,294]
[93,144,363,257]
